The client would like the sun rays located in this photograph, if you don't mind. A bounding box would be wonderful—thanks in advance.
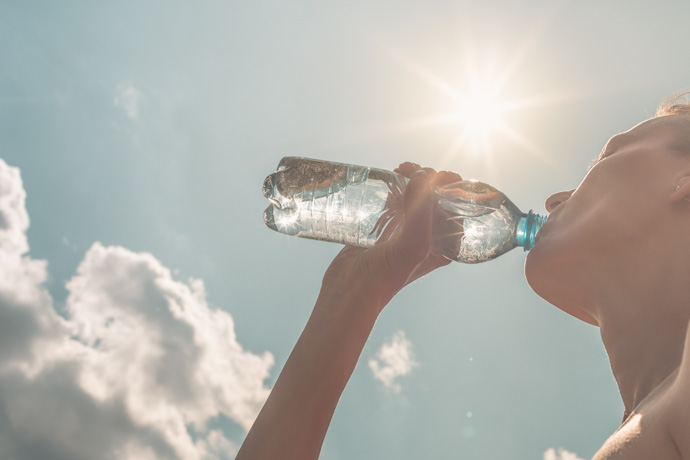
[358,30,572,178]
[387,44,560,167]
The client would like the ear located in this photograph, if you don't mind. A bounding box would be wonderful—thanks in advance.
[671,173,690,204]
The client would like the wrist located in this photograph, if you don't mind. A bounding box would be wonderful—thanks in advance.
[315,281,386,321]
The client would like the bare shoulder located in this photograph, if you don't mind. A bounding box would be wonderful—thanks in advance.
[591,388,682,460]
[665,319,690,458]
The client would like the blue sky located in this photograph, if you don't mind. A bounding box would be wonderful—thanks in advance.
[1,1,689,459]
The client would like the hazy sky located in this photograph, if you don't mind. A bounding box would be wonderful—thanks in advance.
[1,1,689,459]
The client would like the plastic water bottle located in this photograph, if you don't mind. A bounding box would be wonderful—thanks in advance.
[262,157,546,263]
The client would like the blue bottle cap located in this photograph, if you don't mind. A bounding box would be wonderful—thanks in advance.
[516,211,547,251]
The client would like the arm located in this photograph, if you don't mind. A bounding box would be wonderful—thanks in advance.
[236,165,461,460]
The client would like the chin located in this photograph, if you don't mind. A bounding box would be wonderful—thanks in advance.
[524,241,600,327]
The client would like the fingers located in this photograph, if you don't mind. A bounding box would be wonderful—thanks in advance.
[394,162,421,177]
[396,173,434,266]
[394,162,463,186]
[395,162,436,179]
[434,170,463,186]
[386,161,463,273]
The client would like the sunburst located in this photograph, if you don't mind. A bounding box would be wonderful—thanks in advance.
[370,38,568,176]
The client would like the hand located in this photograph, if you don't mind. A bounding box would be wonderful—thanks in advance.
[318,162,463,313]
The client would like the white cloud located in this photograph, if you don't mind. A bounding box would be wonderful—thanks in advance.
[543,447,586,460]
[0,157,274,460]
[0,156,29,255]
[368,330,417,392]
[113,85,142,120]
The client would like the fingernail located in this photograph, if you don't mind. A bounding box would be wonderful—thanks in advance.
[411,170,428,179]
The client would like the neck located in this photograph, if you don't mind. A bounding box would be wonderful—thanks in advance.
[600,313,685,422]
[589,246,690,422]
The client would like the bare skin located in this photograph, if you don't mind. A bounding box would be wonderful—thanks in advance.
[238,115,690,459]
[528,115,690,459]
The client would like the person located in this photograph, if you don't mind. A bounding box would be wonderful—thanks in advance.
[237,93,690,460]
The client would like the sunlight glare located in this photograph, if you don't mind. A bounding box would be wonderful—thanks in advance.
[371,36,569,171]
[452,86,506,152]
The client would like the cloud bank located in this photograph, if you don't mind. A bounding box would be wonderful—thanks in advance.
[0,158,274,459]
[368,330,417,392]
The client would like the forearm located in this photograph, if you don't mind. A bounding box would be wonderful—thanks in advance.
[236,290,381,460]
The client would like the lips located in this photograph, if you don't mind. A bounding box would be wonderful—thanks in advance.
[534,216,553,245]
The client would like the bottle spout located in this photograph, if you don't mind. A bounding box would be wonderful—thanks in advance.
[516,211,547,251]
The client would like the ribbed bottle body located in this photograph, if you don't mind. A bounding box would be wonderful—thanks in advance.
[263,157,408,248]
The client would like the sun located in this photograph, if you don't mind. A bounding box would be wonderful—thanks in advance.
[415,60,556,169]
[450,84,507,153]
[373,41,559,169]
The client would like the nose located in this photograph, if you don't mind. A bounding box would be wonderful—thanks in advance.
[545,190,574,214]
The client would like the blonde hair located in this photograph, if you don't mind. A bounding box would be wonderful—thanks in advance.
[656,92,690,117]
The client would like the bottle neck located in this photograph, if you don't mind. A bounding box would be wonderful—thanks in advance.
[516,211,547,251]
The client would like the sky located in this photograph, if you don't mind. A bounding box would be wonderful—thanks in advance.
[1,1,689,459]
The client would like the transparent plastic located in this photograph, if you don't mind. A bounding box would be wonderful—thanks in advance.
[263,157,546,264]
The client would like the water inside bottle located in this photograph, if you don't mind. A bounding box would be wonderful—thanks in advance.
[263,158,527,263]
[433,181,522,263]
[263,158,407,247]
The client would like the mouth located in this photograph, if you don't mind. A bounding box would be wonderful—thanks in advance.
[533,204,566,246]
[533,217,553,245]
